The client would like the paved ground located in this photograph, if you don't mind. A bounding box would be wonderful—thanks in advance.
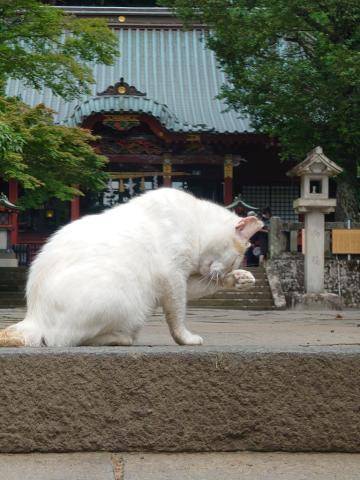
[0,307,359,348]
[1,452,360,480]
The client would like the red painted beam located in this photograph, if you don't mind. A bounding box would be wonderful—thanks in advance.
[224,177,233,206]
[70,196,80,222]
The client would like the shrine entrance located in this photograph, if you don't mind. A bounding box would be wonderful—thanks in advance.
[79,112,225,214]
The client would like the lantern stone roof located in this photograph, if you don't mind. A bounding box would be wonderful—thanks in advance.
[5,8,252,134]
[287,147,343,177]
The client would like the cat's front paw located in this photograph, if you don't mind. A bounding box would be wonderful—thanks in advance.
[175,331,204,346]
[232,269,256,290]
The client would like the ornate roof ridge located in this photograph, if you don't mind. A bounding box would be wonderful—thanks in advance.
[56,6,173,16]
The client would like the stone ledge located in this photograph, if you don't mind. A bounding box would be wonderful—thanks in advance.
[291,293,342,310]
[0,346,359,454]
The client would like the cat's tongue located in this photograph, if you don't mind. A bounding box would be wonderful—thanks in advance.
[235,216,264,243]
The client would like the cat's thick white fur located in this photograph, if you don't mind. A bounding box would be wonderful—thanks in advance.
[3,188,263,347]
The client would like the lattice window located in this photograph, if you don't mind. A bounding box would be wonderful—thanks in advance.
[241,185,270,212]
[242,185,300,221]
[271,185,300,221]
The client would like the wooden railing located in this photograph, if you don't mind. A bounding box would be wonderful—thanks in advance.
[269,217,360,257]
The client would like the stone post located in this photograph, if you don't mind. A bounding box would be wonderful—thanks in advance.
[269,217,286,258]
[304,211,325,293]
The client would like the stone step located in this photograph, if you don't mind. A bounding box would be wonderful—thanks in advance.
[188,300,276,309]
[211,287,272,293]
[243,274,268,280]
[0,284,25,292]
[245,267,266,273]
[0,267,28,276]
[234,284,270,290]
[0,299,25,308]
[0,291,26,307]
[210,291,273,300]
[0,345,358,453]
[0,288,24,293]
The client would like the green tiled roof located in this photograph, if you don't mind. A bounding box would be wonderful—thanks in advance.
[6,27,251,134]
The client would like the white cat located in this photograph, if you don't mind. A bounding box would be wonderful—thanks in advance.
[0,188,263,347]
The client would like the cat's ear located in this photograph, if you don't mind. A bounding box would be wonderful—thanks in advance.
[235,216,263,243]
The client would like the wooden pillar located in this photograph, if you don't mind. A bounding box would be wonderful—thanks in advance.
[70,186,81,222]
[223,155,233,205]
[163,158,172,187]
[8,180,18,246]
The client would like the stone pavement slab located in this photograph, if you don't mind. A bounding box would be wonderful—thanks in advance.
[122,452,360,480]
[1,452,360,480]
[0,452,120,480]
[0,308,359,348]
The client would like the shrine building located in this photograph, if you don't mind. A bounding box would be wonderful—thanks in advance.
[3,4,301,261]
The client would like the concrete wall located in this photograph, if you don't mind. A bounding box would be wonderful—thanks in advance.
[0,346,360,453]
[269,254,360,307]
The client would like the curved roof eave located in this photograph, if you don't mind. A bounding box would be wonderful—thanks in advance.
[63,95,214,133]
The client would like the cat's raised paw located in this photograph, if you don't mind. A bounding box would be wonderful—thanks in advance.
[232,269,256,290]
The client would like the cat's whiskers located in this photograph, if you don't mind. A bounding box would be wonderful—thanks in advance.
[199,272,215,291]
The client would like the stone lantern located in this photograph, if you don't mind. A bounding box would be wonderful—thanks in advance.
[287,147,343,305]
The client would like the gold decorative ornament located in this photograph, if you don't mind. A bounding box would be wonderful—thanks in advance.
[117,85,127,95]
[187,134,201,143]
[224,156,233,179]
[118,16,126,23]
[163,160,172,176]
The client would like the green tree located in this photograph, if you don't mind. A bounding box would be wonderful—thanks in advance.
[0,0,118,207]
[0,97,108,208]
[164,0,360,220]
[0,0,117,98]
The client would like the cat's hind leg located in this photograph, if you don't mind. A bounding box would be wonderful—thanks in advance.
[162,274,203,346]
[83,331,134,346]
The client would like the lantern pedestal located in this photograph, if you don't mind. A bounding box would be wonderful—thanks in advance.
[291,292,342,311]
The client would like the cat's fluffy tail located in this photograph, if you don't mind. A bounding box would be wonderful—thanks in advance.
[0,326,25,347]
[0,318,42,347]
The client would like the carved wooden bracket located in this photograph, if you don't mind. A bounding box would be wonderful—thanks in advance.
[98,78,146,96]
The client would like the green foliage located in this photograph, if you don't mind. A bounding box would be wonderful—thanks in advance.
[0,96,108,208]
[0,1,118,208]
[164,0,360,217]
[0,0,118,99]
